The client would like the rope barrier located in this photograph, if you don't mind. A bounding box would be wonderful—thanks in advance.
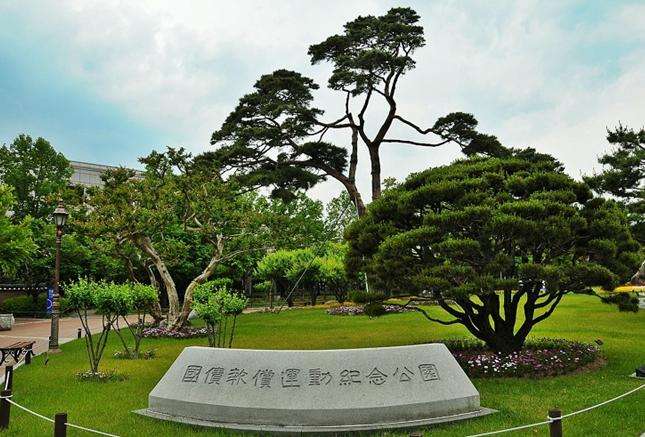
[466,383,644,437]
[0,382,642,436]
[0,395,121,436]
[5,398,54,424]
[466,418,552,437]
[558,383,644,420]
[65,421,120,436]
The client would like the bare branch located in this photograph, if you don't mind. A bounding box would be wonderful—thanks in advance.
[393,115,435,134]
[381,138,450,147]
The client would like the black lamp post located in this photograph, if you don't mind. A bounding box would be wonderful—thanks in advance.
[49,200,68,352]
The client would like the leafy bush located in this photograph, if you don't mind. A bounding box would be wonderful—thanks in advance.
[600,292,639,312]
[348,290,386,304]
[363,302,387,318]
[0,294,71,316]
[112,283,159,359]
[67,280,159,372]
[192,283,247,347]
[67,279,116,374]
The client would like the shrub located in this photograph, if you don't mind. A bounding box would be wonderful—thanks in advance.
[67,279,157,375]
[192,284,247,347]
[601,292,639,312]
[348,290,386,304]
[0,294,71,317]
[67,279,113,374]
[0,295,45,316]
[112,283,159,359]
[573,287,595,295]
[363,302,387,318]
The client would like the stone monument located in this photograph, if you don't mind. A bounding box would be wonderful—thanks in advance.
[136,344,494,432]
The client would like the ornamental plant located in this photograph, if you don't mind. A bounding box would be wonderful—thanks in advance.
[444,338,600,378]
[192,283,247,348]
[346,153,640,353]
[112,283,159,358]
[67,279,128,374]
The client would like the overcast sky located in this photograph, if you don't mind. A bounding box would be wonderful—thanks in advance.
[1,0,644,203]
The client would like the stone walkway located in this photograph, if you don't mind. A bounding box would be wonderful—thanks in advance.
[0,315,132,376]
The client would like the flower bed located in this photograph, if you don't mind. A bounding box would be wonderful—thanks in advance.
[444,338,601,378]
[326,304,414,316]
[142,326,208,339]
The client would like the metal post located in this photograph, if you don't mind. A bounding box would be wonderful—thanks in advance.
[49,226,63,352]
[0,389,11,429]
[549,408,563,437]
[3,366,12,390]
[77,328,82,339]
[54,412,67,436]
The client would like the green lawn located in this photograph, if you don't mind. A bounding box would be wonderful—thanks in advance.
[5,294,644,436]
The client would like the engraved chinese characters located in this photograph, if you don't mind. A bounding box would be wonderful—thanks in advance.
[181,363,440,388]
[140,344,491,431]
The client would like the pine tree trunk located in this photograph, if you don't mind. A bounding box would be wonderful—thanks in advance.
[368,145,382,200]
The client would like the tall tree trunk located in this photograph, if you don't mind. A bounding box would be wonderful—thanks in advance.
[171,235,224,329]
[243,270,253,296]
[434,291,535,354]
[145,262,164,324]
[316,161,366,216]
[135,235,180,324]
[345,183,366,216]
[368,145,382,200]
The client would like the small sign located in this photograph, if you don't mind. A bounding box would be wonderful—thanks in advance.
[46,287,54,314]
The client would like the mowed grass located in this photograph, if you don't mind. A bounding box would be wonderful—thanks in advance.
[5,294,644,437]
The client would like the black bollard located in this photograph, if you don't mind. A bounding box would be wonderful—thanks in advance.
[0,389,11,429]
[549,408,563,437]
[54,412,67,436]
[77,328,82,339]
[635,364,645,377]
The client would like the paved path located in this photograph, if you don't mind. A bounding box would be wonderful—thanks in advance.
[0,316,132,376]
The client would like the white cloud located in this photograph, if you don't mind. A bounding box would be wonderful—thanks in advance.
[2,0,643,203]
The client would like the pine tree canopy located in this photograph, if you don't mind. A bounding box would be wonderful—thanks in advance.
[346,154,640,352]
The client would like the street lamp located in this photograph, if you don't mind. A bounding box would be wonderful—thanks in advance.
[49,200,68,352]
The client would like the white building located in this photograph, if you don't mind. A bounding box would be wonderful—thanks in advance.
[69,161,143,187]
